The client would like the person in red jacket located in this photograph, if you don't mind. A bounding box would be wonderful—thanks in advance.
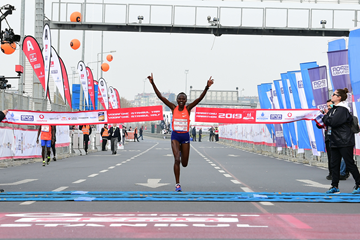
[148,73,213,192]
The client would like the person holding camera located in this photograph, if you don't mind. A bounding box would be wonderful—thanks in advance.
[322,88,360,194]
[0,109,8,193]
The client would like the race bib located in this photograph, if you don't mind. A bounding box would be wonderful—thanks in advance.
[42,125,50,132]
[174,119,188,132]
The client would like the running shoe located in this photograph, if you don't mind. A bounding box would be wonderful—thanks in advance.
[47,156,50,165]
[352,186,360,194]
[175,184,182,192]
[42,160,45,167]
[53,157,56,161]
[0,189,4,193]
[326,186,340,194]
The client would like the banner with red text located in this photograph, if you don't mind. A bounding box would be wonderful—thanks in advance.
[114,88,121,108]
[107,106,163,123]
[195,107,320,124]
[94,80,106,109]
[86,67,95,109]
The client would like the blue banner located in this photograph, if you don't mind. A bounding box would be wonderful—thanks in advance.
[348,29,360,116]
[280,73,297,147]
[308,66,329,111]
[328,39,346,91]
[258,84,275,137]
[300,62,325,153]
[72,84,81,110]
[288,71,311,149]
[274,80,292,148]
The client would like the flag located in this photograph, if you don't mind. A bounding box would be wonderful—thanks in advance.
[86,67,95,110]
[77,61,89,109]
[50,47,65,103]
[42,24,51,101]
[328,38,346,91]
[59,57,72,109]
[98,78,109,109]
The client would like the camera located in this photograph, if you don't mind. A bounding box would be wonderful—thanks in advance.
[0,76,11,90]
[0,4,20,44]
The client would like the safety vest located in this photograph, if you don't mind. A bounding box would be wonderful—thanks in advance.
[82,125,90,135]
[215,128,219,134]
[172,105,190,132]
[102,127,109,137]
[41,125,52,140]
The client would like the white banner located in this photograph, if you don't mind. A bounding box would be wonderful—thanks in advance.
[3,110,107,125]
[77,61,89,107]
[98,78,109,109]
[219,124,273,146]
[0,128,15,159]
[50,47,65,103]
[109,86,118,109]
[42,24,51,100]
[13,129,41,159]
[55,126,70,147]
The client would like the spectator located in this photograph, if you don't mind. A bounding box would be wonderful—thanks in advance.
[79,125,92,155]
[109,123,121,154]
[134,127,139,142]
[36,124,55,166]
[122,125,128,145]
[0,109,8,193]
[100,123,110,151]
[215,126,219,141]
[209,127,214,142]
[192,126,196,142]
[139,126,144,140]
[199,128,202,142]
[322,88,360,194]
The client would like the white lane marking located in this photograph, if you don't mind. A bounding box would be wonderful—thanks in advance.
[228,154,239,157]
[0,179,37,186]
[136,179,170,188]
[20,201,36,205]
[318,167,328,170]
[209,162,213,164]
[0,224,32,227]
[240,215,260,217]
[237,224,268,228]
[260,202,274,206]
[116,164,121,166]
[305,164,312,167]
[88,174,98,177]
[231,180,242,184]
[108,166,115,169]
[164,154,173,157]
[296,179,329,189]
[241,187,254,192]
[211,164,216,166]
[72,179,86,184]
[223,174,232,178]
[52,186,68,192]
[100,170,108,173]
[218,170,225,173]
[214,167,220,169]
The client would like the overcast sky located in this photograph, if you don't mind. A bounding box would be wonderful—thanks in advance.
[1,0,359,100]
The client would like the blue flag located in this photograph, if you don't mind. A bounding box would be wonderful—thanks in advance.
[348,29,360,118]
[328,39,346,91]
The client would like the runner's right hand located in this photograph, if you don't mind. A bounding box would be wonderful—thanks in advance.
[36,139,39,144]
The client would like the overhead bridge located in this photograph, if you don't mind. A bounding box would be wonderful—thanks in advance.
[49,2,357,37]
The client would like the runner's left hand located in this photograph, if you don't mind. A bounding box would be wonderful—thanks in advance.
[207,76,214,87]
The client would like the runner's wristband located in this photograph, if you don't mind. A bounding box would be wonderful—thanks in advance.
[205,86,209,90]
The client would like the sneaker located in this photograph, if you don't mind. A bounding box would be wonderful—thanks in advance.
[47,157,50,165]
[53,157,56,161]
[175,184,182,192]
[340,175,347,180]
[352,186,360,194]
[326,186,340,194]
[42,160,45,167]
[0,189,4,193]
[326,174,332,180]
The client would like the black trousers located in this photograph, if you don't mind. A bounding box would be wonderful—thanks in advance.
[199,134,202,142]
[331,146,360,187]
[134,134,139,142]
[51,142,56,157]
[325,140,331,175]
[84,134,89,152]
[102,138,108,151]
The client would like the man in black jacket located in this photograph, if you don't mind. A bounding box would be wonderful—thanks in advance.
[192,126,196,141]
[109,123,121,155]
[198,128,202,142]
[0,109,8,193]
[322,88,360,194]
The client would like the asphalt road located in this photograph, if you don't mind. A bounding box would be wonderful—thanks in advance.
[0,137,359,239]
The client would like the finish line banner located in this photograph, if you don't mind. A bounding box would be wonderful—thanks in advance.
[3,106,163,125]
[195,107,320,124]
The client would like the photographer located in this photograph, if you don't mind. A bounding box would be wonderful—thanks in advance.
[0,109,9,193]
[322,88,360,194]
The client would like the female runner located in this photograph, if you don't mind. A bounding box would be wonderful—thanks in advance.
[148,73,214,191]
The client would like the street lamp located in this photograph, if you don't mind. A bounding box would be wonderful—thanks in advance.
[97,50,116,80]
[184,70,189,95]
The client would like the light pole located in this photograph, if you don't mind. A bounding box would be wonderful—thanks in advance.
[184,70,189,95]
[97,50,116,80]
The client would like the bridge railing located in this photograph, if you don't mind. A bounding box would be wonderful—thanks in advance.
[50,2,360,30]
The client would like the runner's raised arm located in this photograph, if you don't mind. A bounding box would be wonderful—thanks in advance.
[148,73,175,110]
[187,76,214,111]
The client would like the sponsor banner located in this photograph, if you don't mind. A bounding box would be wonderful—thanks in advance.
[308,66,329,112]
[107,106,163,123]
[13,129,41,159]
[3,110,108,126]
[0,128,15,159]
[109,86,118,109]
[86,67,96,110]
[271,83,286,148]
[77,61,89,108]
[42,24,51,101]
[328,38,346,91]
[195,107,320,124]
[114,88,121,108]
[50,47,66,103]
[55,126,70,147]
[348,29,360,117]
[327,49,353,111]
[98,78,109,109]
[22,36,50,100]
[258,84,275,138]
[59,57,72,109]
[94,80,106,109]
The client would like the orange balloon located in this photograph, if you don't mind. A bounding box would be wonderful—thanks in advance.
[1,42,16,55]
[106,54,113,62]
[70,12,82,22]
[101,63,110,72]
[70,39,80,50]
